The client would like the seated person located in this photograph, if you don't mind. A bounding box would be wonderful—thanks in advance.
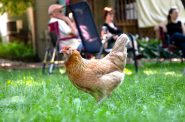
[154,7,185,57]
[101,7,140,57]
[48,4,81,50]
[101,7,122,49]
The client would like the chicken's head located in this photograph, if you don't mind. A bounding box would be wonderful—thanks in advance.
[62,46,81,61]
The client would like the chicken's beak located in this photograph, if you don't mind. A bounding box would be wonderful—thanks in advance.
[61,48,67,54]
[61,46,70,54]
[61,46,74,59]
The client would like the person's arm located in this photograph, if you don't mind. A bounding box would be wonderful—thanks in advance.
[101,25,113,40]
[159,22,167,33]
[59,15,77,35]
[154,25,161,39]
[55,13,77,36]
[101,26,108,39]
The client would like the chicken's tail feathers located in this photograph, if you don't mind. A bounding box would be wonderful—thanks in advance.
[111,34,130,53]
[104,34,129,70]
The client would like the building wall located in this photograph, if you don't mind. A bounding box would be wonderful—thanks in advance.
[7,13,30,43]
[27,7,36,51]
[0,12,30,43]
[34,0,55,60]
[0,13,8,43]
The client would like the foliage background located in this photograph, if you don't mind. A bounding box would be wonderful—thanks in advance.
[0,0,34,15]
[0,41,36,61]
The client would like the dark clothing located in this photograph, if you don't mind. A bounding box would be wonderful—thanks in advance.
[166,21,183,37]
[102,23,122,48]
[171,33,185,57]
[166,21,185,57]
[103,23,122,35]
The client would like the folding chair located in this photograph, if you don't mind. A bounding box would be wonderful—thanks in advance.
[69,2,102,58]
[69,1,139,72]
[42,22,59,74]
[42,21,77,74]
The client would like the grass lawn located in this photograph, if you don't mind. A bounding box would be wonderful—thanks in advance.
[0,62,185,122]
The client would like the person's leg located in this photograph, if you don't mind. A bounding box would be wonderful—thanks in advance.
[171,33,185,57]
[171,33,185,43]
[175,41,185,57]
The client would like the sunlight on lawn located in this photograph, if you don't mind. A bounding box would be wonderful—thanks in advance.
[0,96,24,107]
[143,69,157,75]
[164,71,179,76]
[6,76,44,87]
[143,69,183,77]
[59,68,66,74]
[124,68,133,75]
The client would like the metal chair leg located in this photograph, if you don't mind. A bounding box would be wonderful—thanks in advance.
[128,34,138,72]
[42,48,50,73]
[49,48,56,74]
[97,44,104,59]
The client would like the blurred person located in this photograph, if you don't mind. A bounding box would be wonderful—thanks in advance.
[101,7,122,49]
[166,8,185,38]
[154,7,185,57]
[166,7,185,57]
[101,7,141,58]
[48,4,81,50]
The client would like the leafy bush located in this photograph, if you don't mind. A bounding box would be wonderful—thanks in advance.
[0,0,34,15]
[138,38,182,59]
[138,39,160,58]
[0,41,37,61]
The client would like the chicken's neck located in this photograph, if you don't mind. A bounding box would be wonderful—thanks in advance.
[65,53,86,73]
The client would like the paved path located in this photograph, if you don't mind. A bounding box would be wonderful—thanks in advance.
[0,59,64,69]
[0,59,42,69]
[0,58,183,70]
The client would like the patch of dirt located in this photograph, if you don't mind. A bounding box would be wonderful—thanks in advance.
[0,59,64,69]
[0,58,183,70]
[0,59,41,69]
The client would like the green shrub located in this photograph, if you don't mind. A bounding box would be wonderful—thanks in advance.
[138,38,182,58]
[0,41,37,61]
[138,39,160,58]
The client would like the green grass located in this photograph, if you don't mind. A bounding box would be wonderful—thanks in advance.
[0,62,185,122]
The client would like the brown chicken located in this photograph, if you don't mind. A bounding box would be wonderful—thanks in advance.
[62,34,129,102]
